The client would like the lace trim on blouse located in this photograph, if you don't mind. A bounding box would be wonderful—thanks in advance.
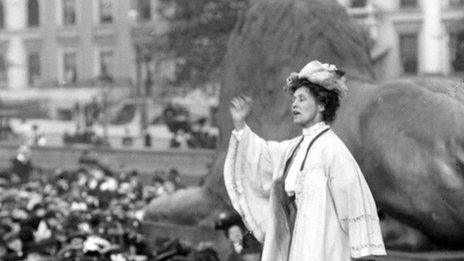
[351,243,385,251]
[341,214,379,223]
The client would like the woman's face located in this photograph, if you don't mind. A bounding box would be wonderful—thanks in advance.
[291,87,324,128]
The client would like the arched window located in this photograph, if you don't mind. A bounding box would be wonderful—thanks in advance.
[63,0,76,26]
[449,0,464,7]
[350,0,367,8]
[400,0,417,8]
[0,1,4,29]
[0,55,7,88]
[451,31,464,73]
[27,0,40,27]
[99,50,114,77]
[63,51,77,84]
[399,33,418,74]
[99,0,113,24]
[137,0,151,22]
[27,52,41,87]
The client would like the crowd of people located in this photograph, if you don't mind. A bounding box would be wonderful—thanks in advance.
[163,104,218,150]
[0,147,230,261]
[0,99,219,150]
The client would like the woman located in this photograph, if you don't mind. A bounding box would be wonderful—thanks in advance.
[224,61,386,261]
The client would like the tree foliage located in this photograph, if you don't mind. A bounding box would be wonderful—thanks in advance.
[156,0,249,88]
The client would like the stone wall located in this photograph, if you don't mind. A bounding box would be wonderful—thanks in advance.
[0,144,215,184]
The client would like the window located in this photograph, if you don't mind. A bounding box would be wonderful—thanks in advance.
[134,0,151,22]
[400,0,417,8]
[449,0,464,7]
[0,55,7,88]
[27,0,40,27]
[351,0,367,8]
[63,52,77,84]
[0,1,4,29]
[450,31,464,72]
[399,33,418,74]
[27,53,41,87]
[99,0,113,24]
[63,0,76,26]
[99,50,114,77]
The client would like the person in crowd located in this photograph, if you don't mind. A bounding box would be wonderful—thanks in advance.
[170,134,181,148]
[31,124,46,146]
[10,145,34,183]
[0,117,16,141]
[84,96,101,128]
[121,128,134,147]
[215,211,261,261]
[143,129,152,148]
[175,129,191,149]
[224,61,386,260]
[17,119,34,145]
[167,168,185,190]
[31,124,39,145]
[3,234,24,261]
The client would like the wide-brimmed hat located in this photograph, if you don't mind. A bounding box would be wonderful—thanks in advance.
[285,60,348,97]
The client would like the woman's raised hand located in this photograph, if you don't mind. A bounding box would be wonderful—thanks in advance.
[230,95,252,131]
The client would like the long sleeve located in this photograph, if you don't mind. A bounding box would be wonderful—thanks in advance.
[326,147,386,258]
[224,125,293,242]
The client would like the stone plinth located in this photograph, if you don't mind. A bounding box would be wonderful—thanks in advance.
[364,250,464,261]
[0,144,215,184]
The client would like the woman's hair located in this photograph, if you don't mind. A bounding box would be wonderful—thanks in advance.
[289,78,340,123]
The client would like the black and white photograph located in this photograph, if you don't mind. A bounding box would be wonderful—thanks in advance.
[0,0,463,260]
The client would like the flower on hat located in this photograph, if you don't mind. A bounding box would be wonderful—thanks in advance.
[285,60,348,97]
[286,72,299,87]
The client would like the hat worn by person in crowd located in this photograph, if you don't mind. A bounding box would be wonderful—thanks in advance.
[285,60,348,97]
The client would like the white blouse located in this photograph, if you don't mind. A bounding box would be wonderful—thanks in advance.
[284,122,329,195]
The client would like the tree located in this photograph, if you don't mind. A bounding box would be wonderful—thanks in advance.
[155,0,249,88]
